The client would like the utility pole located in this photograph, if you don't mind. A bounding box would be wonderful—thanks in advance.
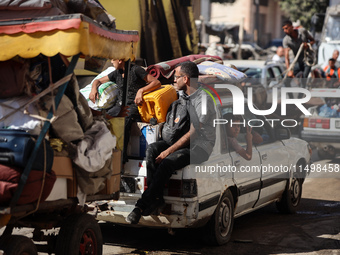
[200,0,210,44]
[237,17,244,59]
[254,0,259,45]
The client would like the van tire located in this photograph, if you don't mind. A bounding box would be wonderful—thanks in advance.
[276,177,302,214]
[205,190,234,245]
[317,145,336,160]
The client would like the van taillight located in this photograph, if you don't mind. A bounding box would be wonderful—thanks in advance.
[303,118,330,129]
[165,179,197,198]
[143,178,197,197]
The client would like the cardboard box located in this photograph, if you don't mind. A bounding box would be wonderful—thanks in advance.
[45,177,67,201]
[127,123,160,158]
[98,149,122,195]
[52,156,77,197]
[52,150,122,197]
[52,157,74,180]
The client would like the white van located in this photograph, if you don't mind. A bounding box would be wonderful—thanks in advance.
[300,88,340,159]
[97,95,312,245]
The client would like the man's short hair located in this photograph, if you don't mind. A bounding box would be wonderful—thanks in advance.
[178,61,199,78]
[282,20,292,27]
[329,58,336,62]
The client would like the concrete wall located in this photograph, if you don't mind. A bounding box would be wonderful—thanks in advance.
[209,0,285,47]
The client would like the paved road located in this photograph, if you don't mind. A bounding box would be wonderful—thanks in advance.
[1,155,339,255]
[101,157,340,255]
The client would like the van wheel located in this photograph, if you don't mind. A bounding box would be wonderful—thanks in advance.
[205,190,234,245]
[276,177,302,214]
[55,213,102,255]
[1,235,38,255]
[317,145,336,160]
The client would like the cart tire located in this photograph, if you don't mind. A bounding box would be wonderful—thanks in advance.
[55,213,102,255]
[1,235,38,255]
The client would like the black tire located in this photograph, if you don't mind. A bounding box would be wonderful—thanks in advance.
[317,145,336,160]
[276,177,303,214]
[55,213,103,255]
[1,235,38,255]
[205,190,234,245]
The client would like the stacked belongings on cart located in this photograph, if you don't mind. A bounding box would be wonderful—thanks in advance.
[0,54,121,207]
[0,0,129,207]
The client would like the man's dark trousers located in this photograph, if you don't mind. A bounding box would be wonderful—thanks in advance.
[135,140,209,212]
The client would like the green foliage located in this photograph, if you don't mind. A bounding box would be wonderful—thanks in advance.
[277,0,329,30]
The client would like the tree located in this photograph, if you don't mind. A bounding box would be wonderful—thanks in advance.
[277,0,329,30]
[211,0,236,3]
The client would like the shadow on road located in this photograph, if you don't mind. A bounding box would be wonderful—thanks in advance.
[100,198,340,255]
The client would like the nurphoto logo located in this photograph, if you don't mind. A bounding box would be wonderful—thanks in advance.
[200,84,312,128]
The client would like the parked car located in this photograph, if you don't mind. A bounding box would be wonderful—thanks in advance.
[300,88,340,159]
[226,42,267,60]
[265,38,283,49]
[97,93,312,246]
[223,60,288,105]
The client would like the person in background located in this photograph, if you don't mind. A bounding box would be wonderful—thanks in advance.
[324,58,340,88]
[329,49,339,68]
[282,20,315,98]
[89,59,161,163]
[126,61,216,225]
[225,113,263,161]
[272,46,285,63]
[321,50,339,70]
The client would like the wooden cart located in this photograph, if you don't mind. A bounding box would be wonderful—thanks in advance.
[0,13,138,255]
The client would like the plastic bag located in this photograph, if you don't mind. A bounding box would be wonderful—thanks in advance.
[80,67,119,110]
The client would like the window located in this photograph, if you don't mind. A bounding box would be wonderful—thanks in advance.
[244,107,273,145]
[325,16,340,41]
[272,66,283,80]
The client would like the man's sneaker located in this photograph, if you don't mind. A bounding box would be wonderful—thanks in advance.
[141,198,165,216]
[126,207,142,224]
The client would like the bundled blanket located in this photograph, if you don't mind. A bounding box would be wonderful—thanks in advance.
[146,55,222,80]
[0,164,56,205]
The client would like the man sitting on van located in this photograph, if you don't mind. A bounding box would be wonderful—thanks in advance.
[126,61,216,224]
[89,59,161,163]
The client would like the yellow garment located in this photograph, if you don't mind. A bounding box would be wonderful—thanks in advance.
[108,117,125,151]
[50,138,64,152]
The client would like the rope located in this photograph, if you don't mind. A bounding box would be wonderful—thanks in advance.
[17,140,47,220]
[304,43,317,66]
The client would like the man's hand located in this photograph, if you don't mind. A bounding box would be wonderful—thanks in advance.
[117,106,130,117]
[155,149,171,164]
[134,89,144,106]
[303,42,309,49]
[89,89,98,103]
[246,126,253,142]
[288,70,294,77]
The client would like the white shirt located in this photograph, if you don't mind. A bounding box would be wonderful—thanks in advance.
[272,54,285,63]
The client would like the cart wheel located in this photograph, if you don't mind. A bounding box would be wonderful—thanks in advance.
[1,235,38,255]
[55,213,102,255]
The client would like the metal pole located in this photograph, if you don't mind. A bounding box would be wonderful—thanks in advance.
[238,17,244,59]
[254,0,259,45]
